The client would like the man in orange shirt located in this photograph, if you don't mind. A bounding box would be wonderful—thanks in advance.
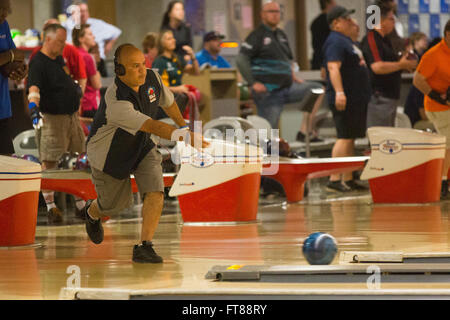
[413,19,450,200]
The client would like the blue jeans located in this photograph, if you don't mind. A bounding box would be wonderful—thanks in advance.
[252,81,323,129]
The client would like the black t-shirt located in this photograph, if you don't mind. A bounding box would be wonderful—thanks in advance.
[323,31,371,107]
[27,51,81,115]
[310,13,330,70]
[161,22,192,59]
[240,24,293,92]
[361,30,402,100]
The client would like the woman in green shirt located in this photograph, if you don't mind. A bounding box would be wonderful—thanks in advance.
[152,29,200,95]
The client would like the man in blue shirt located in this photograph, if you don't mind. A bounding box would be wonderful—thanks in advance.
[0,0,27,155]
[195,31,231,69]
[323,6,371,192]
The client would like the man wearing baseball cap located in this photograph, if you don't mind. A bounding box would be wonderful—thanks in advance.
[322,6,372,192]
[195,31,231,69]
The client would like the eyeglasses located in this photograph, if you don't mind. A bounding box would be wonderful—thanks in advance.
[264,10,280,13]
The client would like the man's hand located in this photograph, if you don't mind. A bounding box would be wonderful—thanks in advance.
[252,82,267,94]
[28,102,43,129]
[189,131,210,150]
[428,90,448,106]
[399,54,418,73]
[335,92,347,111]
[178,85,190,94]
[9,63,28,81]
[182,45,196,62]
[172,127,210,151]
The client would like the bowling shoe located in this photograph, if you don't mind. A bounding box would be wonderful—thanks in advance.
[84,200,104,244]
[132,241,163,264]
[441,181,450,201]
[344,180,369,191]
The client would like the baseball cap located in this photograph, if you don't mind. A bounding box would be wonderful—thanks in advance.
[327,6,356,25]
[203,31,225,43]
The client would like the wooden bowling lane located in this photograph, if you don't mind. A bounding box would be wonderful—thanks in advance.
[2,195,450,299]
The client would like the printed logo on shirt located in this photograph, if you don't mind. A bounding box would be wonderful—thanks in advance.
[148,86,157,103]
[166,62,175,72]
[0,34,6,39]
[263,37,272,46]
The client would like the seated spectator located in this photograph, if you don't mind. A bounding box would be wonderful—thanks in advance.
[142,32,158,68]
[236,1,325,142]
[72,24,102,119]
[152,29,200,95]
[195,31,231,69]
[152,29,200,120]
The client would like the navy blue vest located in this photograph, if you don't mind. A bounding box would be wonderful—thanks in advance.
[88,70,161,179]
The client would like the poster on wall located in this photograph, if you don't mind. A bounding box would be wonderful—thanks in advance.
[430,14,442,38]
[390,0,449,39]
[419,0,430,13]
[242,5,253,30]
[441,0,450,13]
[398,0,409,14]
[213,12,227,36]
[185,0,205,35]
[409,14,420,33]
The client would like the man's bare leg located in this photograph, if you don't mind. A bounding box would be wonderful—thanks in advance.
[41,160,63,222]
[330,139,354,182]
[299,93,325,137]
[140,192,164,242]
[131,192,164,263]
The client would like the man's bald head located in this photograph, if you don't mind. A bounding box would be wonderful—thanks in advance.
[115,44,142,65]
[115,44,147,91]
[261,1,281,29]
[262,1,280,11]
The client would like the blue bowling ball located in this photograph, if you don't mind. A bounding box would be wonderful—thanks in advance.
[302,232,337,265]
[21,154,41,164]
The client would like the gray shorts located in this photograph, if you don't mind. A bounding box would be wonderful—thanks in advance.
[366,94,398,128]
[37,113,86,162]
[91,148,164,216]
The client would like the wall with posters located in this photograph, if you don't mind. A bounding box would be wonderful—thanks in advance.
[394,0,449,39]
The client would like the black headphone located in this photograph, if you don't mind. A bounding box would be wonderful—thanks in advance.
[114,43,134,76]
